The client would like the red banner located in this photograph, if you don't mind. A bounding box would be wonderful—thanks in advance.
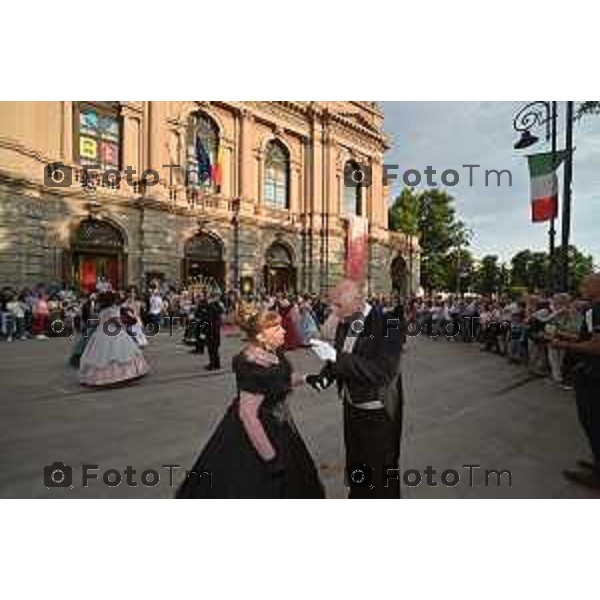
[345,216,368,280]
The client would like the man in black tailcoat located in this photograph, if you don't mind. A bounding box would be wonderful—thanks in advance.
[190,291,210,356]
[316,278,405,498]
[204,292,224,371]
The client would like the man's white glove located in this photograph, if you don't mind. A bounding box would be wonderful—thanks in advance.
[309,339,337,362]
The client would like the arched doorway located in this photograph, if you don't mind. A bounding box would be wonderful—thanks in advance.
[183,232,225,290]
[390,254,408,296]
[71,219,126,293]
[264,242,296,294]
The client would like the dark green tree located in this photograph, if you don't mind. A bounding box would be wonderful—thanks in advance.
[474,255,501,296]
[389,187,471,293]
[575,101,600,121]
[529,252,550,292]
[445,247,475,293]
[555,245,595,293]
[388,186,418,235]
[510,250,534,289]
[498,263,510,295]
[509,246,594,294]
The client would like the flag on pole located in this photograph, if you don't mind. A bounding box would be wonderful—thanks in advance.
[527,150,568,222]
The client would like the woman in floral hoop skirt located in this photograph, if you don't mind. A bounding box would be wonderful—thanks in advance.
[79,291,149,387]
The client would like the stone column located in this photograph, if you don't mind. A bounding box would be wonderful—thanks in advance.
[121,103,142,176]
[310,113,324,293]
[238,107,253,202]
[147,101,166,194]
[220,140,233,199]
[289,157,301,215]
[62,101,73,163]
[370,154,384,227]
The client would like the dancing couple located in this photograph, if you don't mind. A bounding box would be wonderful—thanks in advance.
[176,278,405,499]
[76,291,150,387]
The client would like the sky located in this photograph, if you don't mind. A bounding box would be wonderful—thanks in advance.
[380,101,600,267]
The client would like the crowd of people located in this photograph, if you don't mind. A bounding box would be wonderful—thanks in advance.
[2,273,599,494]
[410,291,595,391]
[2,278,594,395]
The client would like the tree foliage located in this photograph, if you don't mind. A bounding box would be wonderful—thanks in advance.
[389,187,471,292]
[388,187,595,296]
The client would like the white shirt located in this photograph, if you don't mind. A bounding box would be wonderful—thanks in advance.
[149,294,163,315]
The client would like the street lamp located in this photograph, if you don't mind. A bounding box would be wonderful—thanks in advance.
[408,237,414,296]
[513,101,558,291]
[230,197,241,292]
[513,129,540,150]
[513,101,574,292]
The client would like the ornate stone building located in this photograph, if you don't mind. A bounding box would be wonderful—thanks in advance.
[0,101,419,295]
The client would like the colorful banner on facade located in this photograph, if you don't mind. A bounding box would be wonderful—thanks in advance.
[345,215,369,280]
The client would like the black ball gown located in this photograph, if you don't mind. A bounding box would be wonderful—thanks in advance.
[176,349,325,499]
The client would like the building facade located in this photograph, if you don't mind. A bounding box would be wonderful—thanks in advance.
[0,101,419,295]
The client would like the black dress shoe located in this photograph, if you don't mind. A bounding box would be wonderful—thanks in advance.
[562,469,600,489]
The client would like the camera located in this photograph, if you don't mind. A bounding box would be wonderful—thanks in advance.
[44,162,72,188]
[345,462,374,489]
[343,162,372,188]
[44,462,73,488]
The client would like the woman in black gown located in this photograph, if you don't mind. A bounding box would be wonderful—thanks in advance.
[176,307,325,499]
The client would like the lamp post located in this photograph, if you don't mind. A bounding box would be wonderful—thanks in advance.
[513,101,574,292]
[456,241,461,296]
[408,237,414,296]
[231,197,241,292]
[513,101,557,291]
[560,101,574,292]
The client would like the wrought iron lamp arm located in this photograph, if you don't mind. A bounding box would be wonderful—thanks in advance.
[513,101,551,139]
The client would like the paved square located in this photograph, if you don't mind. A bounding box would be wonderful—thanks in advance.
[0,331,597,498]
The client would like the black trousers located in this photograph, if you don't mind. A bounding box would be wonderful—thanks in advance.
[574,372,600,465]
[343,396,403,499]
[207,340,221,369]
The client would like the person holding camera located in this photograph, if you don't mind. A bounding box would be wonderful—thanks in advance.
[553,274,600,488]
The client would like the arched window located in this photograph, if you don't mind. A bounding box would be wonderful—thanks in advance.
[73,219,125,249]
[187,112,221,191]
[343,160,363,216]
[75,102,122,170]
[265,242,293,267]
[184,233,223,262]
[264,140,290,209]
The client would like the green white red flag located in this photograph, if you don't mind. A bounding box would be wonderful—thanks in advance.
[527,150,568,222]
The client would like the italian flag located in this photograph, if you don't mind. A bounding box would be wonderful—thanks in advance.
[527,150,568,223]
